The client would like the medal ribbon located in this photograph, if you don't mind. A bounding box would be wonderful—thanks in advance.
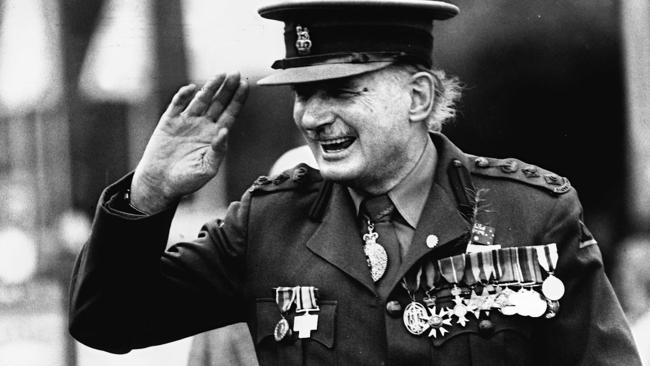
[496,248,515,284]
[401,265,424,300]
[275,286,298,314]
[481,249,496,282]
[465,252,481,286]
[517,247,540,284]
[438,254,466,285]
[423,260,441,291]
[531,248,544,284]
[512,248,524,284]
[535,243,559,274]
[295,286,319,313]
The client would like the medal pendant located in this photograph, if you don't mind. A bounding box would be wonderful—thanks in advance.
[498,288,517,316]
[293,312,319,339]
[515,288,533,317]
[478,287,495,312]
[274,317,292,342]
[403,302,429,335]
[541,274,565,301]
[527,290,548,318]
[425,306,453,338]
[363,230,388,282]
[452,295,469,327]
[466,290,483,319]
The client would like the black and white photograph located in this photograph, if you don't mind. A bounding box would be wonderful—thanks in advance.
[0,0,648,365]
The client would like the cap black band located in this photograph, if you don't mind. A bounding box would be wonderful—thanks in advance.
[271,51,429,69]
[283,21,433,61]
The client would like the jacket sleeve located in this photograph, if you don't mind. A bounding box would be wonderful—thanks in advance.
[538,190,641,365]
[68,173,251,353]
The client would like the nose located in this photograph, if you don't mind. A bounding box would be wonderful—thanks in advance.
[294,92,336,132]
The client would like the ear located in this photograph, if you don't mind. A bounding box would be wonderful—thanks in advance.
[408,71,435,124]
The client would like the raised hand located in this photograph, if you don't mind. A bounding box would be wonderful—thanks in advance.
[130,73,249,214]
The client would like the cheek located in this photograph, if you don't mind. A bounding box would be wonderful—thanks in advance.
[292,103,303,125]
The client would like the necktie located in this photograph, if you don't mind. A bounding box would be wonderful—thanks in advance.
[360,194,402,297]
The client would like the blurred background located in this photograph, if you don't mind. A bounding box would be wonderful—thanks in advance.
[0,0,649,365]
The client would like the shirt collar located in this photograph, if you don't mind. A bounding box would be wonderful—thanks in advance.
[348,137,437,228]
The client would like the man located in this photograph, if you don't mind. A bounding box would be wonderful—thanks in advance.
[69,1,641,365]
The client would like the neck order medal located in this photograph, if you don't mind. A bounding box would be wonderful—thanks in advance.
[363,221,388,282]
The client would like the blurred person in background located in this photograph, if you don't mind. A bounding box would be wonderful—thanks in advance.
[68,0,641,364]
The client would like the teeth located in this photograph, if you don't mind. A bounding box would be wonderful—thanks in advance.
[321,137,349,146]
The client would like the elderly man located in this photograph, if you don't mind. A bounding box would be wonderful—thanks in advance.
[69,1,641,365]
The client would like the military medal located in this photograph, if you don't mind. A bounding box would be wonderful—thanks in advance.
[293,286,320,339]
[511,248,532,317]
[403,301,430,335]
[424,305,452,338]
[438,254,469,327]
[422,260,441,307]
[401,268,429,335]
[495,287,516,315]
[274,287,298,341]
[476,286,494,312]
[478,250,498,315]
[536,244,565,301]
[362,221,388,282]
[527,289,548,318]
[518,247,547,318]
[464,252,484,318]
[466,288,483,319]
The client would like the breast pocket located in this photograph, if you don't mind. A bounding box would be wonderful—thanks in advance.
[254,298,337,366]
[431,313,535,366]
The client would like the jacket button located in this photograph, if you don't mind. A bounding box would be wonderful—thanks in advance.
[385,300,403,317]
[478,319,494,337]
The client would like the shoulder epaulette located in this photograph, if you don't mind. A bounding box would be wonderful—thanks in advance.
[467,155,572,195]
[248,163,322,194]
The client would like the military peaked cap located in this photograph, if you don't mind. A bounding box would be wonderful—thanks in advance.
[257,0,459,85]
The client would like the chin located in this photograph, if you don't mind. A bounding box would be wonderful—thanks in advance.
[317,161,360,183]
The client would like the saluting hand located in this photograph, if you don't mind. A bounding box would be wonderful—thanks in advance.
[130,73,249,214]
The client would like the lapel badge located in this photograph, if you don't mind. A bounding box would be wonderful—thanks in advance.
[295,25,312,55]
[426,234,439,248]
[470,223,495,246]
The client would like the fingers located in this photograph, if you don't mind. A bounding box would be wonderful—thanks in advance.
[204,73,242,121]
[163,73,248,125]
[214,80,249,130]
[209,80,248,154]
[184,73,228,116]
[210,127,229,155]
[164,84,197,117]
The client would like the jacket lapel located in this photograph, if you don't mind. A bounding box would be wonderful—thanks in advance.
[388,133,472,291]
[305,183,377,294]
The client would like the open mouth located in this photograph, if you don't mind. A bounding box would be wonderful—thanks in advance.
[320,137,356,153]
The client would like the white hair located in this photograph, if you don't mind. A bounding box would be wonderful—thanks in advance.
[390,63,463,132]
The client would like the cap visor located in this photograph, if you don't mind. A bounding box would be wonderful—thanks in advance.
[257,61,393,86]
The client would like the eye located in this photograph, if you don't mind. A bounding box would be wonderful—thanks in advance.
[292,85,318,101]
[328,88,361,98]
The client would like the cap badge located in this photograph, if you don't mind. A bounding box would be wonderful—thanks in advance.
[295,25,312,55]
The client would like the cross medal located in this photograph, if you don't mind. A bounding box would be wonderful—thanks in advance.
[293,312,318,338]
[293,286,320,339]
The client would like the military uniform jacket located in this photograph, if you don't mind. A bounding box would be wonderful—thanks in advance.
[69,133,641,366]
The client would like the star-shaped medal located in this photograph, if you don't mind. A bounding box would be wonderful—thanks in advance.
[452,296,470,327]
[465,290,483,319]
[423,306,452,338]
